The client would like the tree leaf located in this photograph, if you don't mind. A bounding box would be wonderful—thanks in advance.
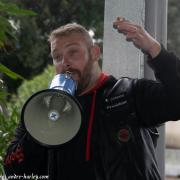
[0,16,11,42]
[0,63,24,80]
[0,2,37,16]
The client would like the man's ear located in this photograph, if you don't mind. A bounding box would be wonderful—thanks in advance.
[90,44,101,62]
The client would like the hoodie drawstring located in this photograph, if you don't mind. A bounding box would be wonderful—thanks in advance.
[86,90,97,161]
[85,73,108,161]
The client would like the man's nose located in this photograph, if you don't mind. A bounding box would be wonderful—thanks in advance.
[62,55,71,68]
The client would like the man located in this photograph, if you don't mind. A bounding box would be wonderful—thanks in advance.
[3,17,180,180]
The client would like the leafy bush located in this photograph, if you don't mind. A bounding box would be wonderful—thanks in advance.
[0,65,54,175]
[0,108,19,174]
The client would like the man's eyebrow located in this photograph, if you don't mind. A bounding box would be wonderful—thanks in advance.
[64,42,80,48]
[51,42,80,57]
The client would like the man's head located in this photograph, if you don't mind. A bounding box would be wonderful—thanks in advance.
[49,23,101,95]
[49,23,93,48]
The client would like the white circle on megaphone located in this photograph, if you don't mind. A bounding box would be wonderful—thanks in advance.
[48,110,60,121]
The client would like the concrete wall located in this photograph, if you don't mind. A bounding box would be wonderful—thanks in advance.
[103,0,145,78]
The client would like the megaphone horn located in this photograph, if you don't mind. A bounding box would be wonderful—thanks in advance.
[21,72,82,147]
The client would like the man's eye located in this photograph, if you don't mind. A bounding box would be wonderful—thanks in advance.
[54,55,62,62]
[69,49,78,56]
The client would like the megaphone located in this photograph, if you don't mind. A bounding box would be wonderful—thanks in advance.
[21,72,82,147]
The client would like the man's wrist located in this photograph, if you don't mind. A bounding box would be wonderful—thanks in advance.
[147,42,161,58]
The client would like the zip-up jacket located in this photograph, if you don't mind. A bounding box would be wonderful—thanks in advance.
[3,47,180,180]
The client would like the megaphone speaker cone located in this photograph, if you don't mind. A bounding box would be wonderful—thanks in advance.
[22,89,82,147]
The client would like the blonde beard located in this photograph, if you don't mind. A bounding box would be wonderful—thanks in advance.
[76,62,101,96]
[76,62,94,95]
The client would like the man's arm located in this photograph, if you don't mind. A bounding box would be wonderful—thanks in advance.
[133,48,180,126]
[113,17,180,126]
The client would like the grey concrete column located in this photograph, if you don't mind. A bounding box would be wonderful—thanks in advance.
[144,1,167,179]
[103,0,145,78]
[103,0,167,179]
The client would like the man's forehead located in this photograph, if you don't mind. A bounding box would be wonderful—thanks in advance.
[51,39,79,48]
[51,33,84,44]
[50,34,85,52]
[51,41,82,56]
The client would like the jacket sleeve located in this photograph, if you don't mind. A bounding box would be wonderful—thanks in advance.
[131,47,180,127]
[3,120,48,177]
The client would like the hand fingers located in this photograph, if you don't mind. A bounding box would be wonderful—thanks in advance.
[125,32,141,41]
[113,16,125,29]
[113,20,138,34]
[113,17,145,42]
[113,17,160,55]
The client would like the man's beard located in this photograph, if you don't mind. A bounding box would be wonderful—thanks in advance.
[76,59,94,95]
[61,64,92,95]
[76,69,92,95]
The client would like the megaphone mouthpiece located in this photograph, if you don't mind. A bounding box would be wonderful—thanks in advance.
[49,73,77,95]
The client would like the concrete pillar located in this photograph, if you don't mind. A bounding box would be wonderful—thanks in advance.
[103,0,167,179]
[144,1,167,179]
[103,0,145,78]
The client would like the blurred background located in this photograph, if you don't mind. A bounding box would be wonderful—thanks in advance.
[0,0,179,179]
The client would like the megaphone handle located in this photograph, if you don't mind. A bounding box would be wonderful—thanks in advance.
[47,149,57,180]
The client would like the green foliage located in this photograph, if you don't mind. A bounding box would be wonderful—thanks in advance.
[0,1,36,16]
[0,63,24,104]
[0,0,36,102]
[0,0,36,48]
[0,16,12,48]
[9,65,55,114]
[0,108,19,174]
[0,63,24,80]
[0,65,54,174]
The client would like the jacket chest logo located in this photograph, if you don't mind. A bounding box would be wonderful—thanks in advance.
[104,93,128,112]
[117,127,131,142]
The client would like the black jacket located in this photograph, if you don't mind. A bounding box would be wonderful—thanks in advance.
[3,48,180,180]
